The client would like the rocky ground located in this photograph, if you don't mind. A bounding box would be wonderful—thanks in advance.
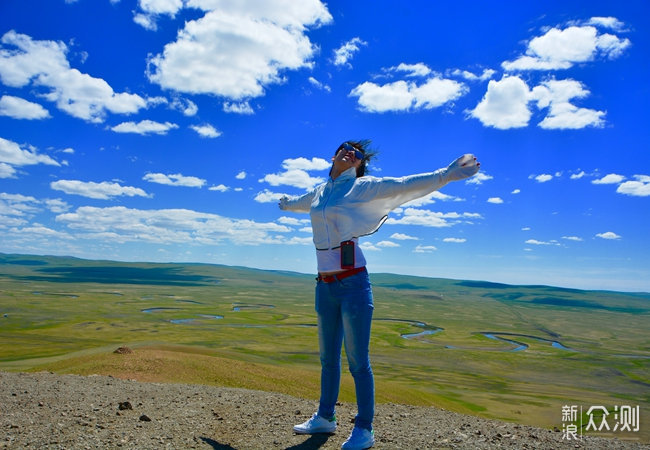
[1,371,647,449]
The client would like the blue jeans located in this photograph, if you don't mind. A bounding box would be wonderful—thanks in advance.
[315,270,374,431]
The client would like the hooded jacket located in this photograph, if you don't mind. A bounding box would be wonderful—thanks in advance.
[279,154,479,252]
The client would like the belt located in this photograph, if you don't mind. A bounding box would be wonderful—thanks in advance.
[317,266,366,283]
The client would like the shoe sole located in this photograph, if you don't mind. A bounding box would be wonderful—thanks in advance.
[293,427,337,435]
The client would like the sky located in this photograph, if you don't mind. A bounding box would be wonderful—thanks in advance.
[1,0,649,292]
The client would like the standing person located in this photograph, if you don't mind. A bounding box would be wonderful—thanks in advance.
[279,140,480,450]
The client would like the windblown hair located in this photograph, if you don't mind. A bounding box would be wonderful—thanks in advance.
[335,139,377,177]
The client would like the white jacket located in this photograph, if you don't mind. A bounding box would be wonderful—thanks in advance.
[279,154,480,252]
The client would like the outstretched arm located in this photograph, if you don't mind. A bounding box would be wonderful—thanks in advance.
[356,154,480,204]
[278,189,318,213]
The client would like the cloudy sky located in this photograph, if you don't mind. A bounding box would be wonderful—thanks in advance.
[1,0,649,292]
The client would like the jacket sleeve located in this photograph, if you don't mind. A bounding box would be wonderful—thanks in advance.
[355,169,449,209]
[278,188,318,213]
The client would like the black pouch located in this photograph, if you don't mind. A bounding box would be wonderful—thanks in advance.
[340,240,355,269]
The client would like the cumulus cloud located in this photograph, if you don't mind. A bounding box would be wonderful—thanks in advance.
[236,171,247,180]
[533,174,553,183]
[616,175,650,197]
[562,236,583,242]
[468,76,531,129]
[55,205,291,246]
[50,180,150,200]
[0,137,59,170]
[502,21,630,71]
[596,231,621,240]
[146,1,332,101]
[571,170,586,180]
[401,190,462,207]
[451,68,495,82]
[443,237,466,243]
[0,31,148,122]
[531,79,605,129]
[390,232,419,241]
[466,172,493,185]
[487,197,503,204]
[350,76,467,113]
[592,173,625,184]
[308,76,331,92]
[333,37,367,67]
[386,208,481,228]
[0,95,50,119]
[254,189,287,203]
[414,244,437,253]
[190,123,222,138]
[525,239,560,246]
[223,101,254,114]
[376,240,400,248]
[387,63,432,78]
[260,157,329,190]
[209,184,229,192]
[110,120,179,135]
[143,173,206,188]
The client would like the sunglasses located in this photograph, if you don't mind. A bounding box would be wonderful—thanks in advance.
[340,143,364,161]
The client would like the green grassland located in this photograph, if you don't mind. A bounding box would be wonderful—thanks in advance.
[1,253,648,442]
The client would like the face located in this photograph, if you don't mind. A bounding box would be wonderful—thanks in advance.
[332,143,363,171]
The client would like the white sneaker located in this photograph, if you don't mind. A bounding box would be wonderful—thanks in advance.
[293,413,337,434]
[341,427,374,449]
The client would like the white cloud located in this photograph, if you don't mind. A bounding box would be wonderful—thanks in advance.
[487,197,503,204]
[209,184,229,192]
[414,244,437,253]
[533,174,553,183]
[587,17,625,31]
[616,175,650,197]
[390,232,419,241]
[511,189,521,194]
[401,190,461,207]
[260,157,329,190]
[0,163,16,178]
[596,231,621,240]
[111,120,179,135]
[281,157,331,171]
[386,208,481,228]
[333,37,367,67]
[254,189,287,203]
[525,239,559,246]
[170,97,198,116]
[0,31,148,122]
[350,76,467,113]
[0,95,50,119]
[50,180,150,200]
[562,236,583,242]
[387,63,432,78]
[571,170,586,180]
[236,171,247,180]
[55,205,291,246]
[277,216,310,226]
[468,76,531,129]
[466,172,493,185]
[45,198,70,213]
[0,136,59,168]
[592,173,625,185]
[451,68,495,81]
[146,1,332,100]
[443,237,466,243]
[261,169,324,190]
[308,76,331,92]
[376,240,400,248]
[190,123,222,138]
[359,242,380,251]
[501,23,630,71]
[531,79,605,129]
[223,101,255,114]
[143,173,206,188]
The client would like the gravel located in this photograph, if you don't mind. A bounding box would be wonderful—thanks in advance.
[1,371,646,449]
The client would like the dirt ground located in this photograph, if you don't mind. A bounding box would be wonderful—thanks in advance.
[1,371,647,449]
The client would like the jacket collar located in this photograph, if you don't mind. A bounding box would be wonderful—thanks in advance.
[330,167,357,183]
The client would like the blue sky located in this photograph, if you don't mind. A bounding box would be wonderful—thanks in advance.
[1,0,649,292]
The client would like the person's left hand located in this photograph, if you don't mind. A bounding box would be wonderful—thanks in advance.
[444,154,480,181]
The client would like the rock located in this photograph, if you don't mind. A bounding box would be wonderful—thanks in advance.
[139,414,151,422]
[113,347,133,354]
[118,401,132,411]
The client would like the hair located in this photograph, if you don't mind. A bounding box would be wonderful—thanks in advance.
[334,139,377,177]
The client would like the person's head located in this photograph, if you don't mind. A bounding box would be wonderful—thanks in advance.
[331,140,376,178]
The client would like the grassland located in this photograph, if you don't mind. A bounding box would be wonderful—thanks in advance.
[1,253,648,442]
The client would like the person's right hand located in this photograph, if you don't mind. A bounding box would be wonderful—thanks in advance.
[444,154,480,181]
